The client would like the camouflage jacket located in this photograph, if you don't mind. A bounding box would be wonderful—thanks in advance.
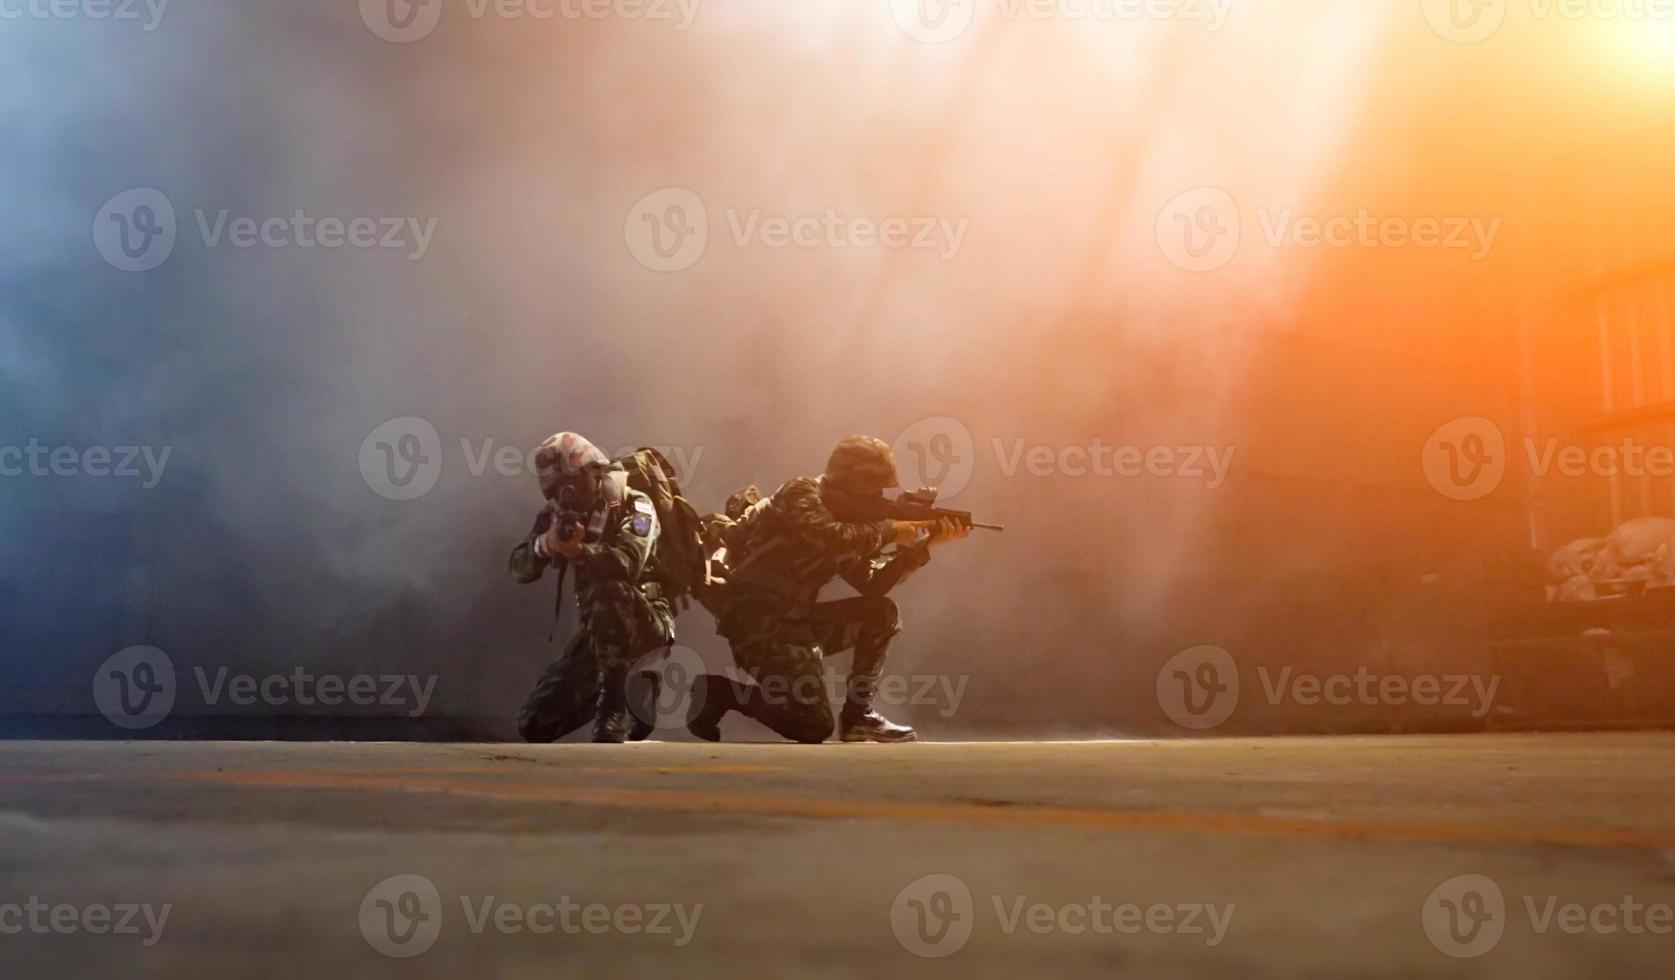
[721,476,930,618]
[508,488,661,608]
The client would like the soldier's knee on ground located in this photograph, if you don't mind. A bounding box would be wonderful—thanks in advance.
[784,703,835,744]
[518,706,555,744]
[742,680,835,744]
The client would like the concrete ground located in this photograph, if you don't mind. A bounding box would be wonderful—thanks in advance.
[1,734,1672,978]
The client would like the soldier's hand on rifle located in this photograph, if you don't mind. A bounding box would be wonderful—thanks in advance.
[926,517,972,547]
[891,519,970,549]
[890,521,938,549]
[539,520,587,560]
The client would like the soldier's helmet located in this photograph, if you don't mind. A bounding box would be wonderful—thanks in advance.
[823,435,901,496]
[534,431,612,500]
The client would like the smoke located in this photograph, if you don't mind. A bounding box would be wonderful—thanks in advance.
[3,1,1669,735]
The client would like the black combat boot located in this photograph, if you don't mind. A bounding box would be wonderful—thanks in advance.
[592,667,630,743]
[685,674,738,742]
[626,670,658,742]
[838,663,916,743]
[838,704,917,742]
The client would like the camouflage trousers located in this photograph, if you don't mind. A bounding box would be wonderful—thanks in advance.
[718,594,903,744]
[517,581,674,743]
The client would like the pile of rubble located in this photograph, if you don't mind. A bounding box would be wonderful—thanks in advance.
[1548,517,1675,601]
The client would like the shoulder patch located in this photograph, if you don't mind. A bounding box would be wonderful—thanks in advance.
[631,513,654,536]
[634,497,655,515]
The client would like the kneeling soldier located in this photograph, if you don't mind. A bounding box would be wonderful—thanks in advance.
[510,432,675,743]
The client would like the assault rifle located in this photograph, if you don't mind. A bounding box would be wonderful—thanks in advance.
[828,486,1004,533]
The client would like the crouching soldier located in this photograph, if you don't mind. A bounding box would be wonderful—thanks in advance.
[509,432,675,743]
[686,436,969,743]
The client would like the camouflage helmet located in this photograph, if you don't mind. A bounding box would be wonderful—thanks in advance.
[823,435,900,495]
[533,432,612,499]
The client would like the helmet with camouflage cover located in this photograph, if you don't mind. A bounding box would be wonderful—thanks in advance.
[533,431,614,501]
[823,435,900,496]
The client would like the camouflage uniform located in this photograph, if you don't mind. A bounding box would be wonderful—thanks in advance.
[511,439,675,743]
[701,472,931,743]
